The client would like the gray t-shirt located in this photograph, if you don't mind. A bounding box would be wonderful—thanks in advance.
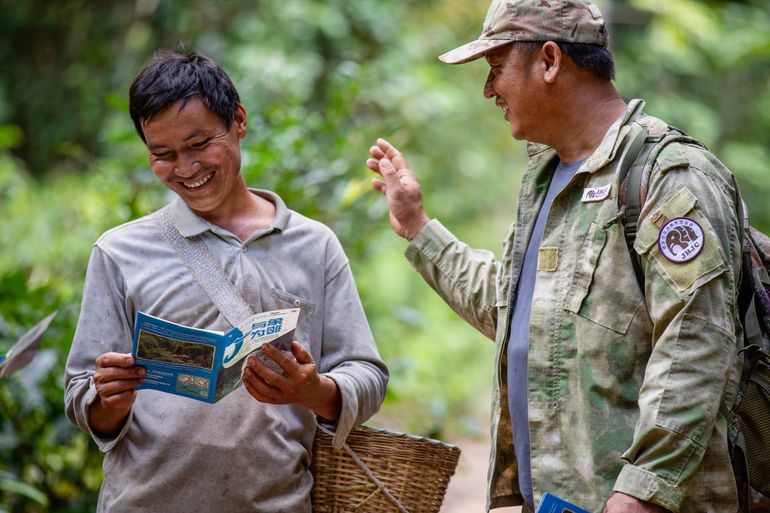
[507,159,583,509]
[64,189,388,513]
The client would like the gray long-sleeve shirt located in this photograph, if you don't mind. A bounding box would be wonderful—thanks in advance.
[64,189,388,513]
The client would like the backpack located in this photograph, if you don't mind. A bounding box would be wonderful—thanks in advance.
[616,123,770,512]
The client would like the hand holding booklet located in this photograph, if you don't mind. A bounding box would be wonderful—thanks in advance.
[536,492,591,513]
[132,308,300,403]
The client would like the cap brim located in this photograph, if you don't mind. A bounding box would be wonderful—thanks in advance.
[438,38,513,65]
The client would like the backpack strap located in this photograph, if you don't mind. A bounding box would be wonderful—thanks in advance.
[153,205,255,327]
[619,126,706,290]
[616,123,651,251]
[616,124,660,291]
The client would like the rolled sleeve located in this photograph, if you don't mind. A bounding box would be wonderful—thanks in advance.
[64,245,134,450]
[615,463,685,511]
[83,384,134,453]
[405,218,457,263]
[317,252,388,449]
[323,371,359,448]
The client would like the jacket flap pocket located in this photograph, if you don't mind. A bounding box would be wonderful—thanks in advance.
[634,186,697,254]
[565,222,642,334]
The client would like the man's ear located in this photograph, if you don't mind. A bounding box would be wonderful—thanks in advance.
[540,41,562,84]
[235,103,247,138]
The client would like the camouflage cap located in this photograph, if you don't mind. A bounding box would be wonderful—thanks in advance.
[439,0,609,65]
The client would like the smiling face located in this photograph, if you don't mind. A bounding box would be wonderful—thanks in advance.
[142,96,247,219]
[483,44,542,141]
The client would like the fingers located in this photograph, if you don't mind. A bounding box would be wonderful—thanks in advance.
[262,343,298,375]
[242,342,320,406]
[93,352,144,409]
[366,157,382,175]
[291,340,314,365]
[367,138,406,174]
[371,179,386,194]
[380,158,422,193]
[375,138,401,159]
[94,374,144,397]
[95,352,136,369]
[96,389,138,411]
[243,365,284,403]
[243,346,291,395]
[369,146,386,161]
[391,153,409,171]
[377,157,399,185]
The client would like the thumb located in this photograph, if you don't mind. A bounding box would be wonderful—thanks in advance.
[291,340,314,365]
[379,158,398,182]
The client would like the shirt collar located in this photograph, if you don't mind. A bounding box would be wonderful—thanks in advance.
[169,188,291,238]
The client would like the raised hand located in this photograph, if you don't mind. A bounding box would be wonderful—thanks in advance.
[367,138,430,241]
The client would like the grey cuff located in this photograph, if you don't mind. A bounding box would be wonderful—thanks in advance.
[84,382,133,453]
[322,372,358,450]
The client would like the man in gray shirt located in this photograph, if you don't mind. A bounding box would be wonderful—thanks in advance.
[64,51,388,513]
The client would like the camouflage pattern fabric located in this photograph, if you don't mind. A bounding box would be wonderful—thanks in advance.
[406,100,742,512]
[440,0,609,64]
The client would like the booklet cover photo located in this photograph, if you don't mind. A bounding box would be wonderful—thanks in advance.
[131,308,299,403]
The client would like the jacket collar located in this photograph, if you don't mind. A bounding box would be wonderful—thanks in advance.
[525,99,647,174]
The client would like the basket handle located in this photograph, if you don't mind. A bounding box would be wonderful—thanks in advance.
[316,424,410,513]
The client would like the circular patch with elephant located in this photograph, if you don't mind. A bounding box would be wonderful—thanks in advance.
[658,217,705,263]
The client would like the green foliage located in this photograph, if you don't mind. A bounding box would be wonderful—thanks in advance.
[0,0,768,511]
[619,0,770,228]
[0,271,101,512]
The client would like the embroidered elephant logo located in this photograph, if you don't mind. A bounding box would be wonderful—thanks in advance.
[664,225,698,256]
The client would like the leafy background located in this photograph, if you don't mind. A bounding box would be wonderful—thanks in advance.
[1,0,768,510]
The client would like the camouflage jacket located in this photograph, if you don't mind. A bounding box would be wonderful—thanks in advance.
[405,100,742,512]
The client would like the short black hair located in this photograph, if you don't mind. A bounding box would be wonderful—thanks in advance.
[129,51,240,142]
[515,41,616,82]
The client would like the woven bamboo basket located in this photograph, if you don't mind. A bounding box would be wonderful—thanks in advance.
[311,425,462,513]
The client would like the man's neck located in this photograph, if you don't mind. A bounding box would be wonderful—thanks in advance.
[549,86,627,163]
[201,186,277,242]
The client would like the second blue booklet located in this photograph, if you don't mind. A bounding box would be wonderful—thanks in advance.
[131,308,300,403]
[536,492,591,513]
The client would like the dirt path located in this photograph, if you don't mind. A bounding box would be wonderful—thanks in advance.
[440,436,521,513]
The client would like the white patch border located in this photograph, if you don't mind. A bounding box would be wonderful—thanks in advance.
[581,183,612,203]
[658,217,705,263]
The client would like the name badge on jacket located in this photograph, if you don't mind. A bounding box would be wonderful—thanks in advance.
[581,184,612,203]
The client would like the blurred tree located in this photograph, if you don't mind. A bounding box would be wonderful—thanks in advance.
[0,1,136,176]
[616,0,770,227]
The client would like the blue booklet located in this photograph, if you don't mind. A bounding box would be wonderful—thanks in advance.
[536,492,591,513]
[131,308,299,403]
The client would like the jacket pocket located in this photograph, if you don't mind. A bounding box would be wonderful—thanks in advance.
[633,186,727,298]
[564,222,642,334]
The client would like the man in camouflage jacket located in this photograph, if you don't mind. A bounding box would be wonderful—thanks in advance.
[366,1,742,512]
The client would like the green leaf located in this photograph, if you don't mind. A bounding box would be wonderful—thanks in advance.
[0,126,24,150]
[0,475,49,506]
